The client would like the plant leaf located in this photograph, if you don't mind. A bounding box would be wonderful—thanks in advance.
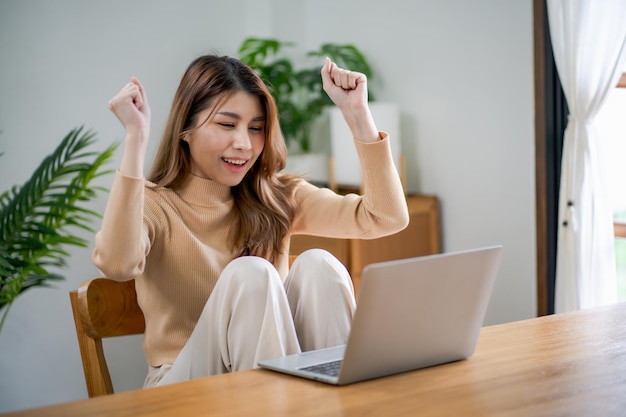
[0,127,118,331]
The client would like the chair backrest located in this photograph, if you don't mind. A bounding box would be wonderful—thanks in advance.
[69,278,145,397]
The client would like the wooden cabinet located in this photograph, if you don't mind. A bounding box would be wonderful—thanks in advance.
[289,194,441,293]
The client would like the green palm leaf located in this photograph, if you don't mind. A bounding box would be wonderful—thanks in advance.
[0,126,118,331]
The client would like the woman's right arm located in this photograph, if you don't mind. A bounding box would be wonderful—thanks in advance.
[110,76,151,177]
[92,78,152,281]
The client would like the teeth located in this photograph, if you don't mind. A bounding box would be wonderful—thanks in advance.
[224,158,246,166]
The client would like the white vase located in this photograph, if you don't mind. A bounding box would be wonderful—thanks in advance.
[282,152,329,185]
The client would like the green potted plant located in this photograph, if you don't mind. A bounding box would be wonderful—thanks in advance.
[237,37,374,154]
[0,127,117,332]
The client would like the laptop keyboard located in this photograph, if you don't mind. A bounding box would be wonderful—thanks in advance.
[299,360,343,377]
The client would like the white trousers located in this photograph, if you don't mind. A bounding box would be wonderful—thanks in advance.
[145,249,356,387]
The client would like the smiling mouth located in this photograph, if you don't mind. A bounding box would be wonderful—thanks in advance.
[223,157,248,166]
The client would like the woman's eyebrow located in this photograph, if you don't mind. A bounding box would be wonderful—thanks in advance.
[216,111,265,122]
[216,111,241,119]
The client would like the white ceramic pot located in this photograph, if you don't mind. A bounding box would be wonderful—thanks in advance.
[283,152,329,184]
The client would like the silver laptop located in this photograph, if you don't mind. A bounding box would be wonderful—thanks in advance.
[258,245,503,385]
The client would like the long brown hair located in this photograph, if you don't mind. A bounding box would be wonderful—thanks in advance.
[148,55,299,262]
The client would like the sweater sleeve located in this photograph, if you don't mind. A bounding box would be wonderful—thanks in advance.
[291,132,409,239]
[92,171,152,281]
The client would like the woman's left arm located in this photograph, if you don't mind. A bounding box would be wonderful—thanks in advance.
[291,59,409,238]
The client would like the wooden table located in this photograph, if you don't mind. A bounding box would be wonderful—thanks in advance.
[5,302,626,417]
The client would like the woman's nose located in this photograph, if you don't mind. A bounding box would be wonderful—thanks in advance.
[233,129,252,150]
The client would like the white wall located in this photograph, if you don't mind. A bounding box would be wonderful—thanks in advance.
[0,0,535,412]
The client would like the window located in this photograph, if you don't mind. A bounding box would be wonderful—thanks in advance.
[596,72,626,301]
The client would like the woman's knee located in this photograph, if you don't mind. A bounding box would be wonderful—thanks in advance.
[291,248,346,272]
[288,249,352,290]
[292,248,350,281]
[221,256,283,293]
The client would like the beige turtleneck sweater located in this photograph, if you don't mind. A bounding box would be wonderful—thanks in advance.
[92,134,409,367]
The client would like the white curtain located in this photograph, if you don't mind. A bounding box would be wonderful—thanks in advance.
[548,0,626,313]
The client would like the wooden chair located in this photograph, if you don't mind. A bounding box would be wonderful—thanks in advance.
[69,278,145,397]
[71,257,298,397]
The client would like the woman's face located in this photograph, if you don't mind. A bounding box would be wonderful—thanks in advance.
[183,91,266,187]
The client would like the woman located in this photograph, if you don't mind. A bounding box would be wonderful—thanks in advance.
[93,54,409,387]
